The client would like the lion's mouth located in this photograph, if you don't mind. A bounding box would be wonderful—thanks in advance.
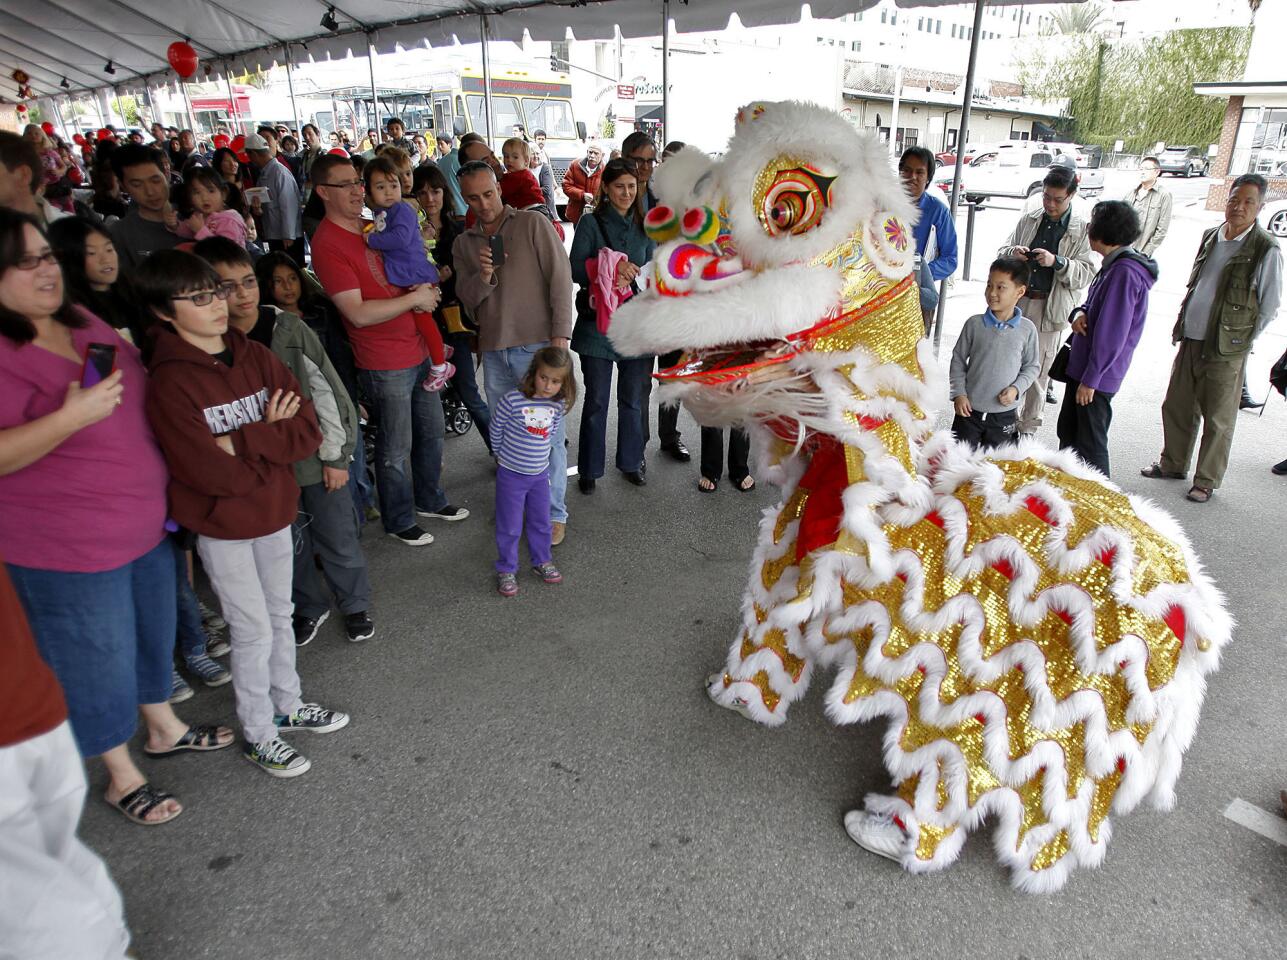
[657,339,800,387]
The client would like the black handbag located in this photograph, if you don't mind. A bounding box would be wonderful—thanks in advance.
[1270,348,1287,398]
[1047,336,1073,384]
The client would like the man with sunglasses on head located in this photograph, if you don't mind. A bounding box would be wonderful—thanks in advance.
[308,153,467,548]
[998,164,1096,439]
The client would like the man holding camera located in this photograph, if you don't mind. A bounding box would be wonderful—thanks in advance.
[998,164,1096,438]
[454,161,575,544]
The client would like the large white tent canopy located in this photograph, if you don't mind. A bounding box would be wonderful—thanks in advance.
[1,0,1094,98]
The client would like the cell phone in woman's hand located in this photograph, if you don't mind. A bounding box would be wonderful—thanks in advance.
[81,342,117,387]
[488,233,506,267]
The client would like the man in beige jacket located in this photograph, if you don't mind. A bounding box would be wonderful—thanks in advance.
[454,160,575,543]
[998,165,1097,436]
[1122,156,1173,257]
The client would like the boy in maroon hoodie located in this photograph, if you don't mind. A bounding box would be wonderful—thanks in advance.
[137,250,351,778]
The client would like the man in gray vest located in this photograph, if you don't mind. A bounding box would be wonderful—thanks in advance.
[1141,174,1282,503]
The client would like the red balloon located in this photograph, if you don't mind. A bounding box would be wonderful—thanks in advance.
[236,151,249,164]
[212,134,230,149]
[167,41,199,80]
[96,128,113,141]
[327,147,350,157]
[73,134,86,146]
[230,135,245,153]
[40,121,55,136]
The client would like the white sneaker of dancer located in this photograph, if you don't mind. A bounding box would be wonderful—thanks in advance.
[843,809,912,863]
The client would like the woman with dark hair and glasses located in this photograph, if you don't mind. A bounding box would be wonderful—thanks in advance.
[0,210,233,827]
[569,157,656,491]
[1057,200,1156,478]
[412,163,492,451]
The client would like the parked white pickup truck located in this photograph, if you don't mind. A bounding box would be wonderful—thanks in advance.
[933,141,1104,203]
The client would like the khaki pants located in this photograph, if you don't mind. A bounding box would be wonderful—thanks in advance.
[1159,339,1245,489]
[1017,299,1062,435]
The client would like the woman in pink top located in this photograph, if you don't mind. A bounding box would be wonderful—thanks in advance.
[0,210,232,826]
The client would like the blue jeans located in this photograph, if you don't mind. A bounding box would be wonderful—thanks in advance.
[579,355,652,478]
[445,330,491,452]
[174,543,207,660]
[358,358,448,534]
[8,538,177,757]
[483,343,568,523]
[348,420,375,515]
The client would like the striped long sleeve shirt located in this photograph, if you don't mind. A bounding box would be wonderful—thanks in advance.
[492,390,564,476]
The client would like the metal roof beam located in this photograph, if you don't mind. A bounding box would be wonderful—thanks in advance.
[0,34,117,89]
[38,0,172,71]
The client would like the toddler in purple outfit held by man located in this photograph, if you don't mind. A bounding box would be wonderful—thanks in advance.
[362,157,455,392]
[491,348,578,597]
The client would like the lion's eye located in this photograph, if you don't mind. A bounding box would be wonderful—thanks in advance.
[757,163,836,238]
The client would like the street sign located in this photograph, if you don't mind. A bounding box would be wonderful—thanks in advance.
[1114,139,1124,152]
[617,84,636,100]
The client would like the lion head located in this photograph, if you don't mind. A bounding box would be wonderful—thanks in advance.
[608,100,928,437]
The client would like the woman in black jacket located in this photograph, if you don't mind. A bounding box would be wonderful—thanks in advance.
[413,163,491,451]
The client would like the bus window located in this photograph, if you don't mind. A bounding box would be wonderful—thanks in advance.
[465,95,523,138]
[455,95,466,128]
[433,100,448,134]
[522,99,575,139]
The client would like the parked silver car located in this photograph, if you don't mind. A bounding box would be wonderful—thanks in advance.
[1157,146,1210,178]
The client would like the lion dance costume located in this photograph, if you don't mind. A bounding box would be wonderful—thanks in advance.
[608,101,1231,893]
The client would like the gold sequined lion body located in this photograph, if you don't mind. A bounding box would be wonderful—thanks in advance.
[607,101,1231,894]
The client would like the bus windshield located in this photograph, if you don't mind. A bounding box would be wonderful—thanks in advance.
[465,94,523,138]
[523,98,575,139]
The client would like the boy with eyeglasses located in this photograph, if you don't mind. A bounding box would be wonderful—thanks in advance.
[193,237,373,647]
[137,249,351,779]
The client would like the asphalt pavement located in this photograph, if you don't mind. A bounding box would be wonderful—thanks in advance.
[82,169,1287,960]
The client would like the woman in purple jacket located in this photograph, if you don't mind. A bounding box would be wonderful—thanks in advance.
[1057,200,1158,477]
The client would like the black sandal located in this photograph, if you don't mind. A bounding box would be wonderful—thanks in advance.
[1140,463,1185,480]
[733,475,756,492]
[143,723,233,758]
[698,476,718,493]
[108,782,182,826]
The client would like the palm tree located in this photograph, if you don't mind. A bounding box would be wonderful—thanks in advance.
[1042,2,1108,35]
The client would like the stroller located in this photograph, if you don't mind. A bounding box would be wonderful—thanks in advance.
[442,377,474,437]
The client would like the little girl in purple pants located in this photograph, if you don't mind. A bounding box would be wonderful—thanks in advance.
[491,348,577,597]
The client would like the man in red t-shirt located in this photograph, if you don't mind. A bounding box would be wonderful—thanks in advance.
[0,561,132,957]
[309,153,470,546]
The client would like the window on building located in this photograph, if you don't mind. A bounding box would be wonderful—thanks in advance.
[852,41,861,51]
[1230,106,1287,177]
[951,24,957,38]
[918,17,924,29]
[936,20,942,34]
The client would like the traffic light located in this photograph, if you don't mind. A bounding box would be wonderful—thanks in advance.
[550,53,559,71]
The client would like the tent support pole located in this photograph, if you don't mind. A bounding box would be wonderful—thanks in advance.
[284,45,302,135]
[368,34,380,137]
[181,81,199,136]
[225,69,239,134]
[661,0,669,143]
[480,14,493,145]
[933,0,985,351]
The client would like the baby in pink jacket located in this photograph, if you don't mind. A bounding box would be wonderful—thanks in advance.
[170,166,249,247]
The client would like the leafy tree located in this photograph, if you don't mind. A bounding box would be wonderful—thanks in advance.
[1017,27,1251,154]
